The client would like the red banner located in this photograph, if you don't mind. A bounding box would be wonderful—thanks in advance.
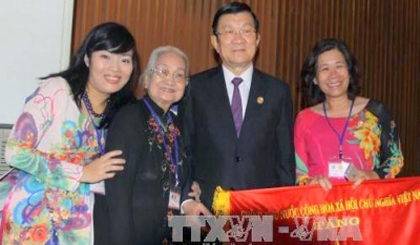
[213,177,420,244]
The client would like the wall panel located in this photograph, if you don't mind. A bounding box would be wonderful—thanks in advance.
[73,0,420,176]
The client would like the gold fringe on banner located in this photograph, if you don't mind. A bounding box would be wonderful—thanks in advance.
[212,186,230,216]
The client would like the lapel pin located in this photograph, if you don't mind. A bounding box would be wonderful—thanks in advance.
[257,96,264,104]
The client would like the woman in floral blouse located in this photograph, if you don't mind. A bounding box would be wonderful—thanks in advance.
[295,38,403,191]
[1,22,139,244]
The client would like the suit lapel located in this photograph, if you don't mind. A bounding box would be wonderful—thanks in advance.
[240,69,269,139]
[207,67,237,138]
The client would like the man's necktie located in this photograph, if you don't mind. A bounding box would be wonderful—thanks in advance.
[231,77,243,137]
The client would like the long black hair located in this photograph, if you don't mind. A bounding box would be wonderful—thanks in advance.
[301,38,360,106]
[43,22,139,128]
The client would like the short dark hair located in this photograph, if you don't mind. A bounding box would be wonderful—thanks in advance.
[212,1,259,36]
[43,22,139,128]
[301,38,361,106]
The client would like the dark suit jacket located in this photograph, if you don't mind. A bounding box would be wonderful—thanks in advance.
[182,66,296,210]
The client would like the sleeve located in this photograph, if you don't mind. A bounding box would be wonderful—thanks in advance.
[180,151,193,203]
[104,107,137,244]
[180,86,195,201]
[371,103,404,179]
[294,112,310,185]
[5,79,83,192]
[275,83,296,186]
[180,153,194,214]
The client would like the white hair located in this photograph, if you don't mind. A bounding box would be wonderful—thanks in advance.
[146,45,189,78]
[136,45,189,98]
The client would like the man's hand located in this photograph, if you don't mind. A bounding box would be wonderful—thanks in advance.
[188,181,202,202]
[183,200,211,216]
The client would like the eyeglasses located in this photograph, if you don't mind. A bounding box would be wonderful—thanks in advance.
[216,28,257,38]
[149,68,187,83]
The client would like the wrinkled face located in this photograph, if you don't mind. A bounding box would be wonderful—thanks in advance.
[85,50,133,98]
[211,12,260,72]
[315,49,350,100]
[146,52,187,111]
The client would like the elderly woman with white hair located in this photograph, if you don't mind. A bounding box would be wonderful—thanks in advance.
[94,46,209,245]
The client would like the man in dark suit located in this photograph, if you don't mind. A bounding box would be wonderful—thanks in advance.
[182,2,296,212]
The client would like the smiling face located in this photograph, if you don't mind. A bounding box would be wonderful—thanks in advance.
[146,52,187,112]
[211,12,260,75]
[85,50,133,100]
[315,49,350,100]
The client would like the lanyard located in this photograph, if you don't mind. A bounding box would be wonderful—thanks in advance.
[82,97,107,157]
[93,126,106,156]
[323,99,355,159]
[143,98,180,186]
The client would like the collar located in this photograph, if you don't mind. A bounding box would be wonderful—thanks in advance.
[222,64,253,87]
[143,95,168,119]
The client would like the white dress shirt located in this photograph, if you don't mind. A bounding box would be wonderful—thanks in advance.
[222,64,253,118]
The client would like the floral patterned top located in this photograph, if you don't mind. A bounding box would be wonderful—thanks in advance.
[1,77,104,244]
[295,99,404,185]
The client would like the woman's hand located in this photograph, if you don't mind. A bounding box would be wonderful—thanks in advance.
[308,175,332,191]
[80,150,125,183]
[188,181,202,202]
[351,170,379,188]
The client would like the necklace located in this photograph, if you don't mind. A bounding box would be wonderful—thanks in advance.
[82,92,107,118]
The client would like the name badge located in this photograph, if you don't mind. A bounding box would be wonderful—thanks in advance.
[328,156,353,178]
[168,186,181,210]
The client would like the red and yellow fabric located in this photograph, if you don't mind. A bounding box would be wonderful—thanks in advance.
[213,177,420,244]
